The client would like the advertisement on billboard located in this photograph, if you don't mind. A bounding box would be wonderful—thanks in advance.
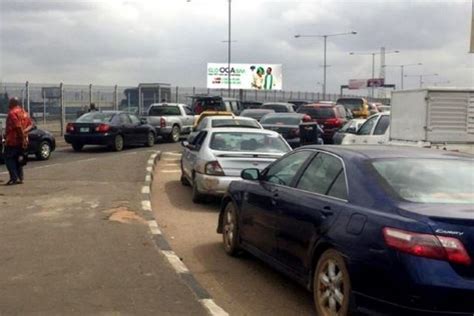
[207,63,283,90]
[348,78,385,89]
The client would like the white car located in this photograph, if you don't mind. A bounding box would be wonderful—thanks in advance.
[188,115,262,142]
[181,127,291,203]
[341,112,390,145]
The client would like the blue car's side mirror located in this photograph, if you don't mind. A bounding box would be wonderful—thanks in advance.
[241,168,260,181]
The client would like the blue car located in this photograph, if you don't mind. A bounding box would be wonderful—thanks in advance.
[217,145,474,316]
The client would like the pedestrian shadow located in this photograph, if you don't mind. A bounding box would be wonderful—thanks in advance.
[164,180,221,213]
[190,241,315,316]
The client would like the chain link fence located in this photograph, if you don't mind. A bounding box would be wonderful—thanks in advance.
[0,82,386,135]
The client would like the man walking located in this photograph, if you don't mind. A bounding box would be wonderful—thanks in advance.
[4,98,31,185]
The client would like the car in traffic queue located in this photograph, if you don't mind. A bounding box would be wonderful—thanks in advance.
[217,145,474,316]
[336,97,370,118]
[297,103,348,144]
[0,113,56,161]
[191,96,242,115]
[332,118,366,145]
[261,102,296,113]
[239,109,275,122]
[259,113,323,148]
[64,111,156,152]
[241,100,263,109]
[180,127,291,203]
[341,112,390,145]
[144,103,194,143]
[287,100,312,111]
[188,115,263,142]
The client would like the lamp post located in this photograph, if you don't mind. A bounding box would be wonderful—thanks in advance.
[404,73,438,88]
[294,31,357,100]
[349,49,400,97]
[188,0,232,97]
[384,63,422,89]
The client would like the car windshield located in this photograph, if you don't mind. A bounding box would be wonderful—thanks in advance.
[211,119,260,129]
[77,112,114,123]
[149,106,180,116]
[260,116,301,125]
[372,158,474,204]
[209,132,290,153]
[337,99,363,111]
[298,107,334,119]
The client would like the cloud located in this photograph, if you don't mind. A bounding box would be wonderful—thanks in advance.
[0,0,472,92]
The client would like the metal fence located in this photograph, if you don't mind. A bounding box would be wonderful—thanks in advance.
[0,81,384,135]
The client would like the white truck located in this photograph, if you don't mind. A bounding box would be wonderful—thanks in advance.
[342,88,474,154]
[145,103,195,143]
[389,88,474,154]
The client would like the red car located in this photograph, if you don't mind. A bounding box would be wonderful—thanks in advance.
[297,103,348,143]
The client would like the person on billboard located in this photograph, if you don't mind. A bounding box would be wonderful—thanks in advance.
[251,67,265,90]
[263,67,276,90]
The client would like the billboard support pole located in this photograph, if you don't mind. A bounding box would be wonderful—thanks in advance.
[25,81,30,113]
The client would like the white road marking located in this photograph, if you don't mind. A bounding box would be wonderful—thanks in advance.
[163,152,182,156]
[150,153,158,159]
[200,299,229,316]
[147,220,162,235]
[141,200,152,211]
[146,166,152,172]
[147,159,154,166]
[161,250,189,273]
[164,163,179,166]
[145,174,152,182]
[162,158,181,161]
[141,186,150,194]
[160,170,181,173]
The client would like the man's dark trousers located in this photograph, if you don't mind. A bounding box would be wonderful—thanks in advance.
[5,146,23,182]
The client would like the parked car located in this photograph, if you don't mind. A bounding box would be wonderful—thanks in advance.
[260,113,322,148]
[144,103,194,143]
[240,109,275,121]
[180,127,291,203]
[332,118,366,144]
[261,102,296,113]
[188,115,262,142]
[297,103,348,144]
[341,112,390,145]
[0,113,56,161]
[287,100,312,111]
[64,111,156,152]
[241,100,263,109]
[191,96,242,115]
[336,97,370,118]
[218,145,474,316]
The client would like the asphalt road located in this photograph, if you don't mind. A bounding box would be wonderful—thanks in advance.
[151,147,316,316]
[0,142,208,315]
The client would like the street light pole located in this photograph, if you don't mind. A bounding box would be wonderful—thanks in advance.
[228,0,231,97]
[385,63,422,90]
[350,49,400,97]
[294,31,357,100]
[323,35,327,99]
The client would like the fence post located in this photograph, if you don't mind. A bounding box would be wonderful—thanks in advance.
[25,81,30,113]
[88,84,92,107]
[42,88,46,126]
[304,91,308,100]
[60,82,65,136]
[297,91,301,99]
[192,86,196,96]
[114,85,118,110]
[175,86,179,103]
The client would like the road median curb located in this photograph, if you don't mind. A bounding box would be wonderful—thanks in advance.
[142,150,229,316]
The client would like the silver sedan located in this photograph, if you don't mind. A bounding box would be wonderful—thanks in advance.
[180,127,292,203]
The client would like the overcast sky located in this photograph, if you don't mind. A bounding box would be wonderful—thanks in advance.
[0,0,473,93]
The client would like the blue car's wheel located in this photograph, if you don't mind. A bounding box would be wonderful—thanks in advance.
[222,202,239,256]
[314,249,352,316]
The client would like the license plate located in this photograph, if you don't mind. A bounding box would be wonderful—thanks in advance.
[80,127,89,133]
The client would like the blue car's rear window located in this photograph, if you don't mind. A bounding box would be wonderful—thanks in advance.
[372,158,474,205]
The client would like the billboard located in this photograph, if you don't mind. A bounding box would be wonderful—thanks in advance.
[207,63,283,90]
[348,78,385,89]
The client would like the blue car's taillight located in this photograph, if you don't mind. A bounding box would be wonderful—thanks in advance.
[383,227,472,266]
